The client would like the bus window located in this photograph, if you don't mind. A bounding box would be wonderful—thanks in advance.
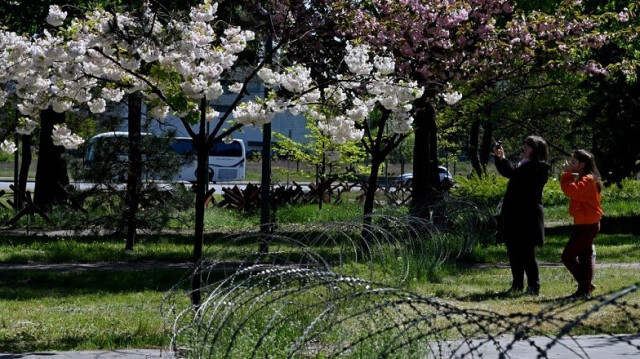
[171,138,195,156]
[211,141,243,157]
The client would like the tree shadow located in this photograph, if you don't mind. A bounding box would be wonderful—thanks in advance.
[0,268,192,301]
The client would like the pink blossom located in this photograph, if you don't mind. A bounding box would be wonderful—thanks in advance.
[618,11,629,23]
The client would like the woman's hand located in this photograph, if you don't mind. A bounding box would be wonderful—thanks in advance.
[493,147,505,159]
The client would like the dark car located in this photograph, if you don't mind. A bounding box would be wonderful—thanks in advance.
[395,166,454,188]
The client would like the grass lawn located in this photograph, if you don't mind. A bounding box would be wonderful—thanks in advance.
[0,269,189,352]
[1,265,637,352]
[0,177,639,353]
[465,227,640,264]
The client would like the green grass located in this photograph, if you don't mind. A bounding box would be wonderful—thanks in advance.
[0,237,638,352]
[0,234,197,263]
[464,226,640,264]
[2,265,638,352]
[0,175,638,353]
[0,269,189,352]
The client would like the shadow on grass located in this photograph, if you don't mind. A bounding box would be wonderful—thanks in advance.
[546,215,640,235]
[600,215,640,235]
[0,269,198,301]
[456,289,591,303]
[455,289,531,301]
[0,331,167,353]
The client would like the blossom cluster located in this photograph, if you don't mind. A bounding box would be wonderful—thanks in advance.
[0,140,17,154]
[345,0,622,94]
[0,0,259,153]
[309,43,424,143]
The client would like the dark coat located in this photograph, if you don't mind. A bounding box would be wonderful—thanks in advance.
[495,157,550,247]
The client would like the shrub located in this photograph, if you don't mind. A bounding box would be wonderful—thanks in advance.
[450,174,506,208]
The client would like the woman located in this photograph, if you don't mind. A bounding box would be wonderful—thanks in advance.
[494,135,550,295]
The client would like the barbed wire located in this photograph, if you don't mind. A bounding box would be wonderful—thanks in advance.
[162,207,640,358]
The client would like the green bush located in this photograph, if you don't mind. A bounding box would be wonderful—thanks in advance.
[604,178,640,200]
[542,178,568,207]
[449,174,640,207]
[450,174,506,208]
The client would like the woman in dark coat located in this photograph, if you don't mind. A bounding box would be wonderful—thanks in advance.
[493,135,550,295]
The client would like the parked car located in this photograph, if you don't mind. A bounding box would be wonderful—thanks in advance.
[395,166,454,189]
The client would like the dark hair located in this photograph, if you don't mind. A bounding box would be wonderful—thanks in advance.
[573,149,603,192]
[524,135,549,163]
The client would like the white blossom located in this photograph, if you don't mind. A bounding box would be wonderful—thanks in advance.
[346,98,372,122]
[16,117,38,135]
[51,124,84,149]
[374,55,395,75]
[150,105,170,119]
[88,98,106,113]
[101,88,125,102]
[324,86,347,104]
[232,101,275,126]
[281,64,313,93]
[0,140,17,154]
[205,109,220,122]
[190,0,218,22]
[0,90,8,107]
[51,99,73,113]
[17,102,40,117]
[441,91,462,105]
[228,82,243,94]
[345,43,373,75]
[257,68,280,88]
[205,81,223,99]
[46,5,67,27]
[317,115,364,144]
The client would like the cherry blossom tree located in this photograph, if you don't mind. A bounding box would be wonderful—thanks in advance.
[0,22,86,209]
[337,0,636,218]
[1,0,425,303]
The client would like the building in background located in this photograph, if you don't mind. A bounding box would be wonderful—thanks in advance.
[111,81,310,155]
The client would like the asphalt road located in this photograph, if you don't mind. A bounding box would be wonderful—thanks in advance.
[0,180,248,193]
[1,335,639,358]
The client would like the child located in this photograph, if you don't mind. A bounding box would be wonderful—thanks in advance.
[560,150,603,298]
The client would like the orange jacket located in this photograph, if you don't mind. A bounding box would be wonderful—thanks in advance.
[560,171,603,225]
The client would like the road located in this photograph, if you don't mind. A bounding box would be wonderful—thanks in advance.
[0,180,249,193]
[1,335,639,358]
[0,181,363,194]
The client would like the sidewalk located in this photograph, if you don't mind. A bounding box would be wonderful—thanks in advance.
[1,335,638,358]
[0,349,165,359]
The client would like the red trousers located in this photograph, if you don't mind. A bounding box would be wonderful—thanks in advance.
[562,223,600,292]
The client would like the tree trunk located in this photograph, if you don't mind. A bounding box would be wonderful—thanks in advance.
[259,122,272,254]
[259,33,273,254]
[17,134,32,210]
[469,120,482,178]
[124,93,143,251]
[191,98,208,307]
[359,153,382,256]
[34,109,69,209]
[479,121,493,174]
[410,98,442,219]
[363,157,382,220]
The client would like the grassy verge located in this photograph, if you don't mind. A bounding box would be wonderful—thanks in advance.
[0,234,196,263]
[0,269,189,352]
[464,227,640,264]
[1,265,637,352]
[0,176,638,352]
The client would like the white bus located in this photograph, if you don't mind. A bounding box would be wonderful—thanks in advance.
[84,132,246,183]
[169,137,246,182]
